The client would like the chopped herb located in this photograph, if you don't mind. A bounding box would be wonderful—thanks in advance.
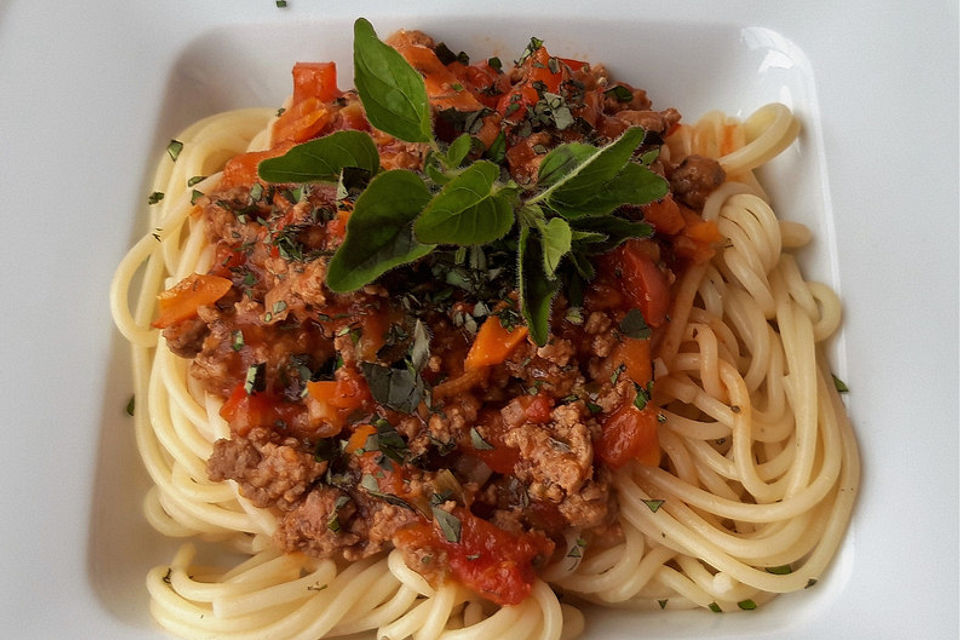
[451,82,464,92]
[187,175,206,187]
[166,139,183,161]
[517,36,544,65]
[469,427,495,451]
[162,568,172,584]
[604,85,633,102]
[248,182,264,200]
[805,578,818,589]
[190,189,203,205]
[273,300,287,314]
[487,56,502,72]
[832,374,849,393]
[642,499,664,513]
[306,583,327,592]
[432,506,462,543]
[633,381,652,410]
[244,363,266,395]
[657,412,667,423]
[658,599,668,609]
[314,438,340,462]
[765,565,793,575]
[361,362,426,413]
[611,363,626,385]
[276,0,287,7]
[276,107,286,117]
[737,599,757,610]
[231,330,245,351]
[147,191,164,205]
[618,308,651,339]
[125,395,135,416]
[374,417,409,463]
[565,307,584,326]
[586,402,602,414]
[466,553,480,560]
[708,602,722,613]
[547,57,560,74]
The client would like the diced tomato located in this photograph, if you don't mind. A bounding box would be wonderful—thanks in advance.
[219,383,296,438]
[641,195,686,235]
[617,337,654,387]
[305,368,373,435]
[152,273,232,329]
[460,61,509,108]
[326,207,351,241]
[519,394,554,423]
[519,46,561,94]
[597,403,661,469]
[291,62,341,104]
[219,142,293,189]
[559,57,588,71]
[607,239,671,327]
[673,205,725,264]
[395,45,483,112]
[394,507,554,606]
[463,410,519,474]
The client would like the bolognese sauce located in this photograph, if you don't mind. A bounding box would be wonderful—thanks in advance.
[156,29,726,607]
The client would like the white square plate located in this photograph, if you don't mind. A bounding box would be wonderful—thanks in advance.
[0,1,956,638]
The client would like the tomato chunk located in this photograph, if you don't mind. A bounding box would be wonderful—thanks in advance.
[291,61,341,104]
[597,404,661,469]
[609,239,671,327]
[394,507,554,606]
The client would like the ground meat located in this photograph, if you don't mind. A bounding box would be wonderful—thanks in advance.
[669,154,726,210]
[615,107,681,136]
[275,487,361,556]
[207,428,326,510]
[557,471,613,529]
[263,259,328,323]
[536,338,575,367]
[504,404,595,503]
[345,502,420,560]
[162,314,209,358]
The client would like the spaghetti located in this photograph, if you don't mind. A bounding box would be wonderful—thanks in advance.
[111,27,859,640]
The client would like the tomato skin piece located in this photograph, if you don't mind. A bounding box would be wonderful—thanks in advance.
[394,508,554,606]
[611,239,671,327]
[219,383,299,438]
[597,404,661,469]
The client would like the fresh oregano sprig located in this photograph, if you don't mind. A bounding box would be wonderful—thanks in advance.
[256,17,668,345]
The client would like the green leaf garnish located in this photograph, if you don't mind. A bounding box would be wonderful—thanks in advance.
[414,161,515,245]
[538,217,572,277]
[708,602,722,613]
[147,191,164,205]
[258,130,380,183]
[443,133,473,169]
[533,127,667,218]
[737,599,757,610]
[604,85,633,102]
[326,170,433,292]
[353,18,433,143]
[125,395,135,416]
[518,225,560,347]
